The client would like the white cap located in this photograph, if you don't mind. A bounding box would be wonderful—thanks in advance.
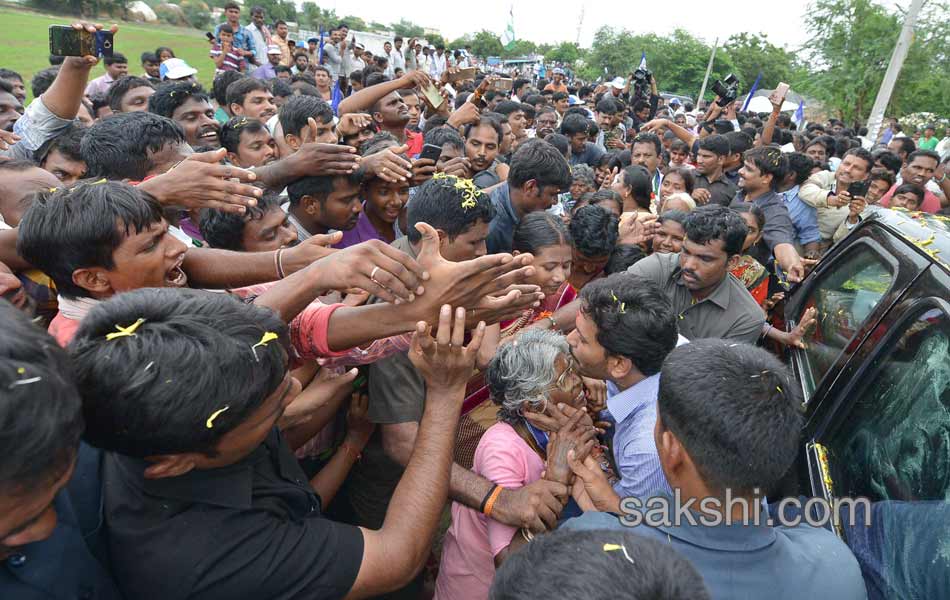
[609,76,626,89]
[159,58,198,80]
[266,44,282,55]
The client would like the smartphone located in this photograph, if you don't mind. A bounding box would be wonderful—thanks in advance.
[205,32,216,42]
[49,25,114,58]
[491,77,513,91]
[419,143,442,163]
[419,82,446,111]
[447,67,477,83]
[847,179,870,198]
[774,82,790,100]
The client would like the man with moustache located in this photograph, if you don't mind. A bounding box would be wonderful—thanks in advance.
[627,205,764,344]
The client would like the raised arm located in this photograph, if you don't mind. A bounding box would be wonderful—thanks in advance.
[337,70,431,116]
[46,22,116,118]
[346,307,484,598]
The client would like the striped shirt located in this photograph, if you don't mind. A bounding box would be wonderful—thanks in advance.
[210,43,245,72]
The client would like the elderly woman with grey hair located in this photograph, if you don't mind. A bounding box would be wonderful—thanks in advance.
[434,329,595,600]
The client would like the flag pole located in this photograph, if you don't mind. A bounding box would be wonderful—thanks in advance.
[697,37,718,105]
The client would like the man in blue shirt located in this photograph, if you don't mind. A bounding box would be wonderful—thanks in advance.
[565,273,681,499]
[563,340,868,600]
[214,2,256,66]
[0,302,122,600]
[486,139,571,254]
[779,152,822,258]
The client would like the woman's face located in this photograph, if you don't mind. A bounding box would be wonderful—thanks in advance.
[158,49,173,62]
[364,179,410,224]
[545,354,584,411]
[522,243,572,296]
[609,173,629,199]
[660,172,686,200]
[595,164,611,187]
[570,180,593,200]
[739,212,762,252]
[654,219,685,254]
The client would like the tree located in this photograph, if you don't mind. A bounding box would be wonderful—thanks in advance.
[248,0,297,23]
[581,27,716,98]
[545,41,580,65]
[502,39,537,59]
[467,30,503,59]
[392,19,425,39]
[722,32,808,94]
[340,15,368,31]
[802,0,949,122]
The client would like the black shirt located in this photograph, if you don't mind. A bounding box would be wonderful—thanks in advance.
[731,190,798,268]
[694,172,738,207]
[1,444,123,600]
[102,429,364,600]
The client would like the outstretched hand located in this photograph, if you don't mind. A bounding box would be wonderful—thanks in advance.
[408,305,485,393]
[137,148,262,214]
[411,221,537,322]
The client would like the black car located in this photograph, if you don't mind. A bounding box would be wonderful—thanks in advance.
[785,208,950,599]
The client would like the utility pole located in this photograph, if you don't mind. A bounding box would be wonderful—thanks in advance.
[865,0,926,142]
[575,5,585,47]
[697,37,718,104]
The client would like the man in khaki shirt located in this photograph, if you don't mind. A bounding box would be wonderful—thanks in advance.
[799,147,873,245]
[628,205,764,344]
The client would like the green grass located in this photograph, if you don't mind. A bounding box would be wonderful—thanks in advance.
[0,6,217,100]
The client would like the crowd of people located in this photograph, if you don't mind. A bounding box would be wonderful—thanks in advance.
[1,9,949,600]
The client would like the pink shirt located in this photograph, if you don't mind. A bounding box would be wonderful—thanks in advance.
[434,422,545,600]
[879,182,942,213]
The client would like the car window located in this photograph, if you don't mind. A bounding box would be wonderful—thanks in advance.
[798,248,895,395]
[824,306,950,598]
[826,306,949,501]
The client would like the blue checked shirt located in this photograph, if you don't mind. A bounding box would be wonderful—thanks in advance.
[782,185,821,247]
[606,375,672,499]
[214,22,256,61]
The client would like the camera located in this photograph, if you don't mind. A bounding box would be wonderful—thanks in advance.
[631,67,652,100]
[710,73,739,107]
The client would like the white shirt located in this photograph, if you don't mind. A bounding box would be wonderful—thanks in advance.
[429,52,446,79]
[390,48,405,71]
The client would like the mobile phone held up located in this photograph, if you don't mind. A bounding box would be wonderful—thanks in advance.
[847,179,870,198]
[419,143,442,163]
[49,25,114,58]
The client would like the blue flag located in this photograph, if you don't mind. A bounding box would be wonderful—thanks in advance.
[792,100,805,127]
[741,72,762,111]
[318,29,325,64]
[331,80,343,115]
[638,51,647,70]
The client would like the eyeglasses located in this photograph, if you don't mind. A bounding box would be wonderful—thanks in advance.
[552,356,580,393]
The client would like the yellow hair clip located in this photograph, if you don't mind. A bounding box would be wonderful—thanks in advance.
[610,291,626,314]
[205,406,230,428]
[251,331,279,361]
[105,318,146,341]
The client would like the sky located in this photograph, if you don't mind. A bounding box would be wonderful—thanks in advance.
[318,0,830,50]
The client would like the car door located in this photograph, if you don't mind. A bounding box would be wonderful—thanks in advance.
[800,265,950,599]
